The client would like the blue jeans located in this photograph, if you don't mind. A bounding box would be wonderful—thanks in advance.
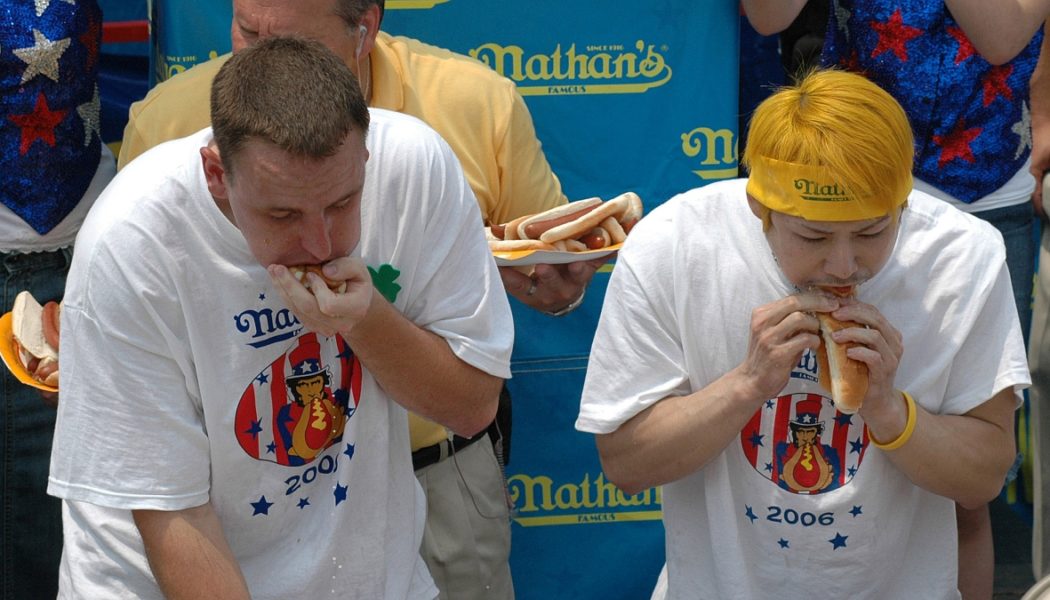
[1,249,70,599]
[973,202,1036,347]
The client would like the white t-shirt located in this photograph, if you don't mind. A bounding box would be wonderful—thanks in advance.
[48,110,513,600]
[577,178,1029,600]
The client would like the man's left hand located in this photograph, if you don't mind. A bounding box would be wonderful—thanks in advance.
[499,255,612,313]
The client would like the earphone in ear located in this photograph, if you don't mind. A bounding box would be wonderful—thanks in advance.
[355,24,367,59]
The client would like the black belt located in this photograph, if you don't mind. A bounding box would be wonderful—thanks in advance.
[412,431,487,471]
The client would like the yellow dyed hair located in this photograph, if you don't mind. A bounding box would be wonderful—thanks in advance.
[742,69,914,220]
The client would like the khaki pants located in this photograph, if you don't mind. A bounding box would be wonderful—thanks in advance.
[416,439,514,599]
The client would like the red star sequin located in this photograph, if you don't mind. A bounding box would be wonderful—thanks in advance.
[981,64,1014,106]
[932,120,983,167]
[946,26,976,64]
[870,9,923,62]
[79,14,101,71]
[8,92,67,154]
[839,49,867,76]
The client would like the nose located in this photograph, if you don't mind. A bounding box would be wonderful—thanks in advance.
[299,214,333,261]
[824,239,858,281]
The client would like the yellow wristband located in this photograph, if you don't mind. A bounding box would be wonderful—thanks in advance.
[870,391,917,451]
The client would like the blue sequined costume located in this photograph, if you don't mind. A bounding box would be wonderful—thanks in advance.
[821,0,1040,203]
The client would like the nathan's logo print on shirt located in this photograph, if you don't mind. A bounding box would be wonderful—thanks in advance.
[235,332,362,467]
[740,352,871,495]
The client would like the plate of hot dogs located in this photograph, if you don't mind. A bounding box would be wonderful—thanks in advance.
[0,291,61,392]
[487,191,644,266]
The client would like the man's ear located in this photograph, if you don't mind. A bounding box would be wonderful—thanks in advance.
[201,144,228,201]
[357,4,382,57]
[747,194,764,219]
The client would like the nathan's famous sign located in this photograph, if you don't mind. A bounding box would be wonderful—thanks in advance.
[508,470,662,527]
[468,40,672,96]
[681,125,738,181]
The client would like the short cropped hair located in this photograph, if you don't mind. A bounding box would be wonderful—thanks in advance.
[742,69,914,216]
[210,36,370,175]
[334,0,384,25]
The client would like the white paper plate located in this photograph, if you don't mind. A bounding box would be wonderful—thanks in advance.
[492,245,620,267]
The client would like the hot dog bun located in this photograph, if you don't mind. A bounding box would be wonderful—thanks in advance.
[11,291,60,387]
[816,312,868,414]
[516,198,602,240]
[538,193,631,244]
[289,265,347,294]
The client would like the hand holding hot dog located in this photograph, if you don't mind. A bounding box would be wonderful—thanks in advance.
[821,295,905,429]
[269,257,374,337]
[730,293,840,403]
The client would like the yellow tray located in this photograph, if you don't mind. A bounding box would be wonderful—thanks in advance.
[0,311,58,392]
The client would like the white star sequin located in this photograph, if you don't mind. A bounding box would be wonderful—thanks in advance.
[77,85,102,146]
[13,30,70,83]
[1013,101,1032,160]
[833,0,852,40]
[35,0,77,18]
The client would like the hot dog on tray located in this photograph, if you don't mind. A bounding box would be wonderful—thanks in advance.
[11,291,60,388]
[813,287,868,414]
[487,191,643,253]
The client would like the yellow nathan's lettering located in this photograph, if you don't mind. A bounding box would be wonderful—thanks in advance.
[682,127,736,165]
[507,473,554,512]
[470,40,673,97]
[471,42,527,81]
[682,126,739,180]
[525,53,551,80]
[508,471,664,527]
[555,482,583,509]
[386,0,450,8]
[164,63,186,81]
[638,40,667,78]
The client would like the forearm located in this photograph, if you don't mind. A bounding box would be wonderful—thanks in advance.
[346,296,502,437]
[945,0,1048,64]
[864,389,1017,508]
[740,0,809,35]
[596,368,766,495]
[133,504,250,600]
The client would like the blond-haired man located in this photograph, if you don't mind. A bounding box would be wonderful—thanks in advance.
[578,69,1028,599]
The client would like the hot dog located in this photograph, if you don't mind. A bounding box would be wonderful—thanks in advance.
[553,239,589,252]
[600,216,627,245]
[42,301,60,351]
[619,192,644,233]
[289,265,347,294]
[579,226,610,250]
[516,198,603,240]
[11,291,60,388]
[538,193,631,244]
[814,287,868,414]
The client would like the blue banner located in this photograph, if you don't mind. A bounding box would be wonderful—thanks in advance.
[148,2,741,597]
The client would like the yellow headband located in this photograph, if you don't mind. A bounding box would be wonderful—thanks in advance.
[746,156,910,221]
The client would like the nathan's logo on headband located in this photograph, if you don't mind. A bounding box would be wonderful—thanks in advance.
[746,156,908,222]
[793,179,851,203]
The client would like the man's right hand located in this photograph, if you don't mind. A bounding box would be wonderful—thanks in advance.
[732,292,840,402]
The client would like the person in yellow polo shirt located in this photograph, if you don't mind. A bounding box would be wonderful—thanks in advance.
[117,1,608,597]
